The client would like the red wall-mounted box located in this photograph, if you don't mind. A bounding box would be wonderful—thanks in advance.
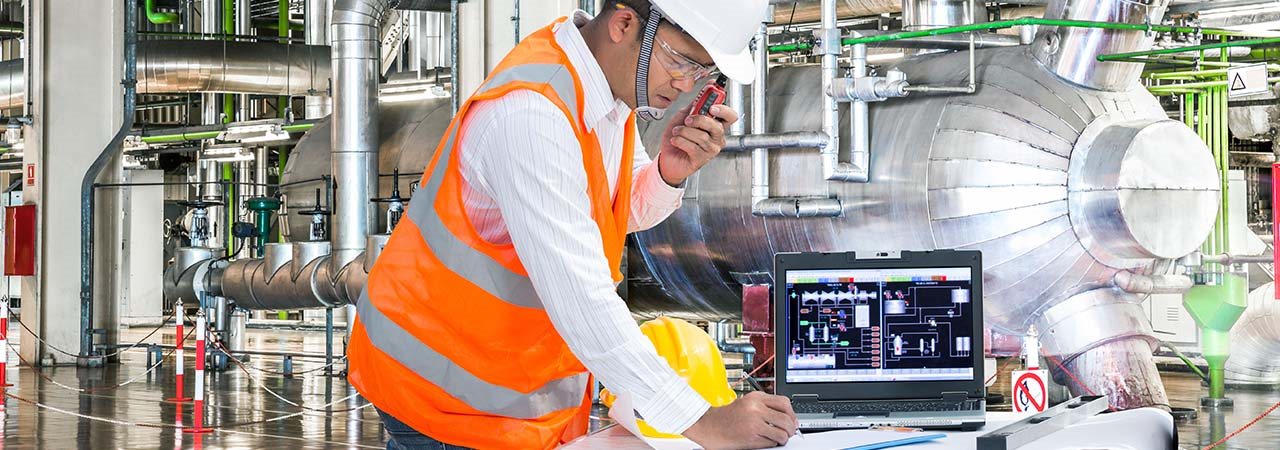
[5,204,35,276]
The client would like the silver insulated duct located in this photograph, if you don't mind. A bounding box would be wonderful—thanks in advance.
[329,0,388,275]
[1032,0,1170,91]
[1225,282,1280,386]
[0,40,331,109]
[902,0,977,30]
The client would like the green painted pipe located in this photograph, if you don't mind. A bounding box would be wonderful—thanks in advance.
[768,17,1254,53]
[254,19,306,32]
[1148,75,1280,91]
[276,0,291,242]
[223,164,235,250]
[145,0,180,25]
[223,0,235,124]
[138,123,315,144]
[1098,36,1280,62]
[140,130,221,144]
[1149,65,1280,80]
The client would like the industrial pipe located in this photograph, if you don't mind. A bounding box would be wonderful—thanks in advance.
[896,0,976,94]
[846,42,870,183]
[145,0,180,25]
[1112,272,1193,295]
[819,0,860,182]
[393,0,455,11]
[450,0,459,114]
[1225,282,1280,386]
[734,11,843,218]
[768,0,901,25]
[305,0,333,119]
[752,198,844,218]
[201,0,222,124]
[0,40,331,110]
[1200,253,1275,265]
[82,0,138,363]
[235,0,252,121]
[1030,0,1170,90]
[330,0,387,277]
[722,132,831,152]
[1098,37,1280,62]
[901,0,975,31]
[767,18,1257,54]
[750,24,770,208]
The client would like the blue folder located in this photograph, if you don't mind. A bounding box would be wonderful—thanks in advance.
[840,432,945,450]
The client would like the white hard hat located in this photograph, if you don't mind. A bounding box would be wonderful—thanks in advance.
[650,0,770,84]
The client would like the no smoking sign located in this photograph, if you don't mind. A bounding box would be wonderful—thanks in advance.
[1011,369,1048,413]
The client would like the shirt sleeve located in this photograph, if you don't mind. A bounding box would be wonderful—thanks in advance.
[460,92,710,434]
[627,127,686,233]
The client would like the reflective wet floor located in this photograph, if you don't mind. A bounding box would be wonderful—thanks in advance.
[1,324,1277,449]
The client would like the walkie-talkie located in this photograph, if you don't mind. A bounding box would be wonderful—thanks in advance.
[691,74,728,117]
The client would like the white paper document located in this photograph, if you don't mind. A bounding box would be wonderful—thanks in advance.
[607,394,939,450]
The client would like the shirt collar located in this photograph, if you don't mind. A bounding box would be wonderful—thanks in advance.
[555,11,634,131]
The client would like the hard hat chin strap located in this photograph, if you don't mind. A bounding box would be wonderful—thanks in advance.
[635,8,665,121]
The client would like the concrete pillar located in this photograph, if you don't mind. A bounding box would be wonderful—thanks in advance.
[459,0,577,105]
[21,0,124,365]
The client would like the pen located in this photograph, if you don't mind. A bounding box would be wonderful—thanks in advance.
[742,377,803,438]
[869,426,923,433]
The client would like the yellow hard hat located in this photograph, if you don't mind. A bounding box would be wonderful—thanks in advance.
[601,316,738,439]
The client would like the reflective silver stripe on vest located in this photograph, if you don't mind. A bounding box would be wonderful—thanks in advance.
[357,289,589,418]
[480,63,582,127]
[402,63,584,310]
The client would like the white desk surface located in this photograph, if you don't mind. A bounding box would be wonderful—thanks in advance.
[562,409,1175,450]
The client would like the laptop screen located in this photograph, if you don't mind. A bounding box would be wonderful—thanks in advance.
[783,267,976,384]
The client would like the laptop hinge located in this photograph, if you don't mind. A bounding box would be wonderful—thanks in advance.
[941,391,969,402]
[791,394,820,403]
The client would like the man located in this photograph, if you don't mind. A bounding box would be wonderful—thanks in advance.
[348,1,798,449]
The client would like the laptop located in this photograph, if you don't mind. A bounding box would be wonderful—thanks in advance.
[773,250,986,431]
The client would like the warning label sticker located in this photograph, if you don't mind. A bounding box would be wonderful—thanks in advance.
[1012,369,1048,413]
[1227,63,1269,98]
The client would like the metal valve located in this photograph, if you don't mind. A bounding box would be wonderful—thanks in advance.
[297,188,332,242]
[177,199,224,248]
[371,169,409,234]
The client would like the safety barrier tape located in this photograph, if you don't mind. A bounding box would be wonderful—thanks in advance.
[3,389,377,448]
[208,339,347,377]
[4,329,191,394]
[204,324,348,412]
[13,309,177,360]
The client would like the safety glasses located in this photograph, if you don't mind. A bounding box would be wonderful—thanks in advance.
[612,2,717,81]
[655,38,718,82]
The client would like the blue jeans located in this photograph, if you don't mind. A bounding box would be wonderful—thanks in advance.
[377,408,473,450]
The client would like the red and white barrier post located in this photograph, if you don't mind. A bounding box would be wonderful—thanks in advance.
[167,299,190,403]
[0,297,9,405]
[185,308,211,434]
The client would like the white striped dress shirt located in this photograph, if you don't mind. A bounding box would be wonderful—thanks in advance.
[453,12,711,434]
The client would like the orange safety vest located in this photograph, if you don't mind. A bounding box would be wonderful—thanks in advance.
[348,18,636,449]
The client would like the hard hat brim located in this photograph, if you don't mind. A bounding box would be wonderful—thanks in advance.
[709,46,756,85]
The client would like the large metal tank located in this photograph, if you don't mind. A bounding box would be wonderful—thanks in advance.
[631,47,1218,322]
[632,46,1218,409]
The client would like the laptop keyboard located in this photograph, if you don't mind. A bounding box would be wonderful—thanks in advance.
[795,400,981,415]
